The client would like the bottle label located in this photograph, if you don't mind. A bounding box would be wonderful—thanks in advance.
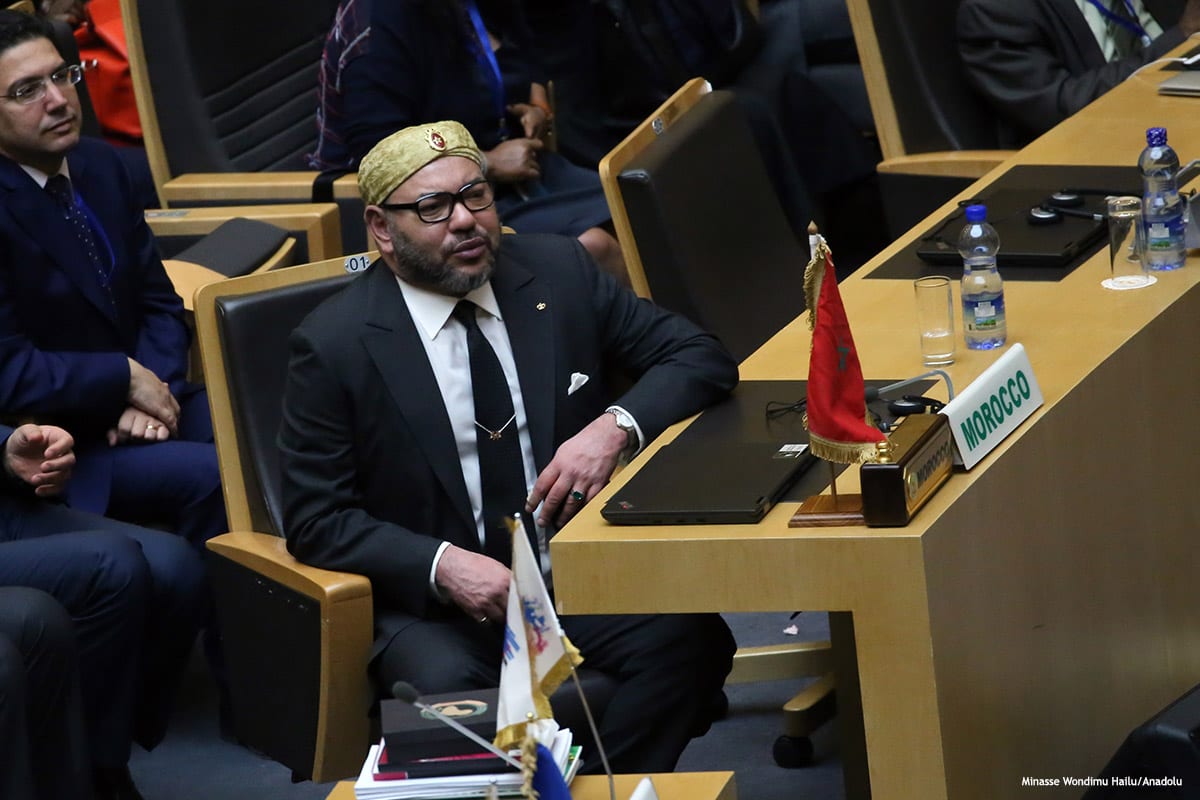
[964,295,1005,332]
[1146,215,1185,251]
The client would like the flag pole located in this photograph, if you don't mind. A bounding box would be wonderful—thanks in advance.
[827,462,838,502]
[562,644,615,800]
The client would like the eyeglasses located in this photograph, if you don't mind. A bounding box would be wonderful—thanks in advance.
[379,179,495,223]
[3,64,84,105]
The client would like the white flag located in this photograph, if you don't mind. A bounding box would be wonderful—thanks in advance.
[494,517,582,752]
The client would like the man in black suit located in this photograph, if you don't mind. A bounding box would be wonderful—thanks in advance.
[280,121,739,772]
[958,0,1200,143]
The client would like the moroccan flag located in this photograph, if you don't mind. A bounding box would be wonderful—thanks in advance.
[803,235,885,464]
[494,517,582,753]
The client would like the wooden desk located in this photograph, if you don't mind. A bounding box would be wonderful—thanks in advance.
[550,63,1200,799]
[324,771,737,800]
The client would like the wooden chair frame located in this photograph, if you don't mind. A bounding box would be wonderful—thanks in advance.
[196,255,376,782]
[598,78,713,300]
[845,0,1013,180]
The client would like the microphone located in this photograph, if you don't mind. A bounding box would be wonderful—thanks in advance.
[864,369,955,403]
[391,682,523,771]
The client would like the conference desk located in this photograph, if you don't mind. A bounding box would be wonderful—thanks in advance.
[324,771,737,800]
[549,65,1200,798]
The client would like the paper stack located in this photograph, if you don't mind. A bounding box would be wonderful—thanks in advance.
[353,728,579,800]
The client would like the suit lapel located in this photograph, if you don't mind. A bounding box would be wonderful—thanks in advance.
[492,249,556,471]
[358,265,478,539]
[0,154,117,323]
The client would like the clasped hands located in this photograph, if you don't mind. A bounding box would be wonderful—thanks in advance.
[107,358,180,446]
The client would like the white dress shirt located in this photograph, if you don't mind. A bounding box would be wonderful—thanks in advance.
[1074,0,1163,61]
[394,276,549,591]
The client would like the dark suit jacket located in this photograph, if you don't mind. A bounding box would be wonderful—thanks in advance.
[279,234,738,640]
[957,0,1186,142]
[0,137,191,511]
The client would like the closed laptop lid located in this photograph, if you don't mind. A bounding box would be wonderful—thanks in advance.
[601,439,814,525]
[1158,71,1200,96]
[915,188,1108,268]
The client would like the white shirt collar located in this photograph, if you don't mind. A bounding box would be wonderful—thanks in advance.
[19,161,69,190]
[394,275,503,341]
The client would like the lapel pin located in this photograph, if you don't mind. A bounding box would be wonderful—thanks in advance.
[536,302,547,311]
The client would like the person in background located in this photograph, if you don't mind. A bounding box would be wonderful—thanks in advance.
[958,0,1200,144]
[308,0,627,285]
[0,421,207,800]
[0,587,92,800]
[0,10,223,546]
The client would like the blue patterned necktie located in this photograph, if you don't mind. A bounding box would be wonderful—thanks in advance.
[44,174,112,299]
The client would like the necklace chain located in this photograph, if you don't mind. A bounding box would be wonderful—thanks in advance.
[475,413,516,441]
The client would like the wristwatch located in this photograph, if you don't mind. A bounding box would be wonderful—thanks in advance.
[605,406,638,459]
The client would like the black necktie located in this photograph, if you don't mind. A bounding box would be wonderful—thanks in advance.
[44,174,112,300]
[453,300,528,566]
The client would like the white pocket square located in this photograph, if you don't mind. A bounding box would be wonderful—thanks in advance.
[568,372,589,395]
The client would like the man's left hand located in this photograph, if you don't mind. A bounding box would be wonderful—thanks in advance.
[526,413,627,528]
[3,423,75,496]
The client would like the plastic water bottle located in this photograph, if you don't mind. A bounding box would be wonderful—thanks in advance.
[958,204,1007,350]
[1139,126,1187,271]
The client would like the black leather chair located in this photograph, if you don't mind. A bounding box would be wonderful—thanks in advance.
[604,83,810,362]
[119,0,366,251]
[196,255,616,782]
[846,0,1016,235]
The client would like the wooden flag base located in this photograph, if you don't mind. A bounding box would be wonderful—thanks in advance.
[790,493,865,527]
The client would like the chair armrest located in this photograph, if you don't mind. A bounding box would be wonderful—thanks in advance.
[206,531,372,603]
[146,203,342,262]
[206,531,374,781]
[161,172,361,205]
[878,150,1016,180]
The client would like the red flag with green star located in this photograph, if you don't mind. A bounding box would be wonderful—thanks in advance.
[803,236,885,464]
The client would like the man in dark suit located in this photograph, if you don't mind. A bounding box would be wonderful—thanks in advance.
[0,10,223,546]
[958,0,1199,143]
[280,121,739,772]
[0,421,207,800]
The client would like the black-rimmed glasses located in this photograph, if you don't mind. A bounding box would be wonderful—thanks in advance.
[379,179,495,223]
[3,64,85,105]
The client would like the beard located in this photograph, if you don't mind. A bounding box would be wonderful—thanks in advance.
[389,221,497,297]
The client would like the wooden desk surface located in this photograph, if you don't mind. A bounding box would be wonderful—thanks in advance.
[550,54,1200,799]
[324,771,737,800]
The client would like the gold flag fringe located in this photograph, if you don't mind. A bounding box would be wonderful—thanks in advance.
[806,427,879,465]
[519,734,539,799]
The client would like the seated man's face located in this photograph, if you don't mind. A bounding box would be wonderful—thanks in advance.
[377,155,502,297]
[0,37,81,172]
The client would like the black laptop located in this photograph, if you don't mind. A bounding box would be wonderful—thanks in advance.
[914,187,1109,269]
[600,438,814,525]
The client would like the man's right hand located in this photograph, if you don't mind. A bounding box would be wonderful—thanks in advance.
[126,358,179,434]
[4,423,75,496]
[484,138,544,184]
[434,545,510,623]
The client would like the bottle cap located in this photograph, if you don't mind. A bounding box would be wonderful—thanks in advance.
[965,204,987,223]
[1147,127,1168,147]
